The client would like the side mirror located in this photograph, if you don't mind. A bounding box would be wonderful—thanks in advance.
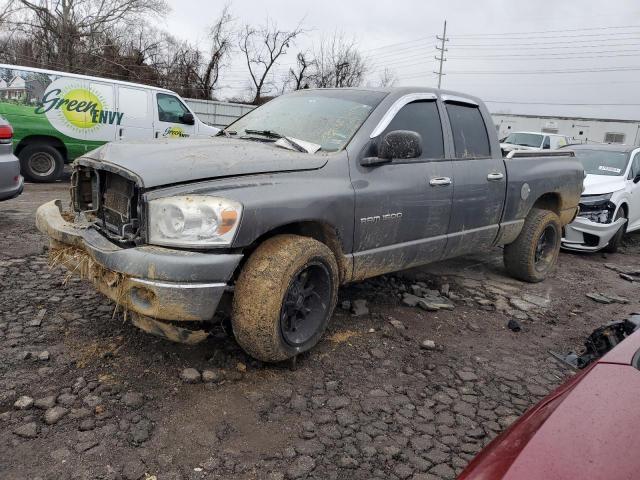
[360,130,422,167]
[379,130,422,160]
[181,113,195,125]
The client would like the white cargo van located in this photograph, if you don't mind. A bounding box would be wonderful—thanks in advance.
[0,64,218,182]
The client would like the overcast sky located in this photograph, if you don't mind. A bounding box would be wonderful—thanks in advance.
[163,0,640,120]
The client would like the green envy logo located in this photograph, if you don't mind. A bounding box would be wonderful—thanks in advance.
[36,88,123,129]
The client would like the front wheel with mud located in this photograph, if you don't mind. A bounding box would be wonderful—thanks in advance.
[232,234,339,362]
[503,208,561,283]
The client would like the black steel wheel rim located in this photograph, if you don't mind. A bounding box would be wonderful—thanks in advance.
[534,224,557,270]
[280,261,332,347]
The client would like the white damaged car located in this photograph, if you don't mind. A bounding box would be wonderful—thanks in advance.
[562,144,640,252]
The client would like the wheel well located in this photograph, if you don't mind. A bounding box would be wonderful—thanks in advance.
[15,135,68,160]
[619,203,629,217]
[241,221,349,283]
[532,193,561,215]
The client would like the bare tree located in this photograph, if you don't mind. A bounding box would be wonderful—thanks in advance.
[376,67,397,88]
[312,32,367,88]
[288,51,313,91]
[239,19,304,104]
[194,3,233,99]
[6,0,167,71]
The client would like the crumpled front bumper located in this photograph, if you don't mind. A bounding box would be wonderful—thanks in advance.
[35,200,243,341]
[561,216,627,252]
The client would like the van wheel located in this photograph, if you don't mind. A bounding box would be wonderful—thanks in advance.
[19,145,65,182]
[603,208,626,253]
[232,234,339,362]
[504,208,561,283]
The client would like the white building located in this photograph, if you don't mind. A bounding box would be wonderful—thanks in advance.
[492,113,640,146]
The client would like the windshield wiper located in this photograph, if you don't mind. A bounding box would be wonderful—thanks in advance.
[216,129,237,137]
[243,129,306,152]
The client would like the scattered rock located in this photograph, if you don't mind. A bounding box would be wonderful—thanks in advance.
[180,368,201,383]
[13,422,38,438]
[37,350,50,361]
[44,406,68,425]
[420,339,436,350]
[585,293,612,304]
[286,455,315,478]
[122,392,144,409]
[122,459,146,480]
[507,319,521,332]
[34,396,56,410]
[351,299,369,316]
[202,369,222,383]
[389,319,406,330]
[14,395,34,410]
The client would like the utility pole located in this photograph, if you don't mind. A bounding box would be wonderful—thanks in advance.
[434,20,449,89]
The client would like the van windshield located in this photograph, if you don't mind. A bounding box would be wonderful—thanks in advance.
[503,132,543,148]
[226,90,387,152]
[575,149,630,177]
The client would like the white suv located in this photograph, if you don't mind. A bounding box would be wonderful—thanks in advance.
[500,131,571,156]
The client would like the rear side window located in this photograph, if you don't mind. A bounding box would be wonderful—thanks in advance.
[119,87,149,119]
[383,101,444,159]
[445,103,491,158]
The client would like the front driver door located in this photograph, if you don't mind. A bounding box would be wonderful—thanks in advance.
[351,97,453,280]
[154,92,196,139]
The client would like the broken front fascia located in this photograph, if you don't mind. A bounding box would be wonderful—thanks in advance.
[35,199,242,343]
[561,193,625,252]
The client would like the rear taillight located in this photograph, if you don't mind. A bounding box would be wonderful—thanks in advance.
[0,124,13,143]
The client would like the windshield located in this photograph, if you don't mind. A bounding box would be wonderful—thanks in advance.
[226,90,387,152]
[503,133,543,147]
[575,149,630,176]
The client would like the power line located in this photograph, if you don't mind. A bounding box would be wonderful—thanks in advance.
[484,100,640,106]
[447,66,640,75]
[447,48,640,59]
[454,24,640,37]
[451,36,640,48]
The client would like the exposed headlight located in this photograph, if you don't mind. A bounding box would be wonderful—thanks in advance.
[578,193,615,224]
[148,196,242,247]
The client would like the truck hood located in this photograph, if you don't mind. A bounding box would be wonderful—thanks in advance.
[500,143,540,152]
[82,138,329,188]
[582,174,626,196]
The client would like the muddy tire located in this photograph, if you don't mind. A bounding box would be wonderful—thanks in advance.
[504,208,561,283]
[19,144,65,183]
[232,234,339,362]
[603,207,626,253]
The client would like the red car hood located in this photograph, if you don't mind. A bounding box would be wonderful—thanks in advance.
[459,329,640,480]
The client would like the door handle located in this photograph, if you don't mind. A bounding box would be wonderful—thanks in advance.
[487,172,504,181]
[429,176,452,186]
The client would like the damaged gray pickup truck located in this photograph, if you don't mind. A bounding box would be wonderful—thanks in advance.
[36,87,583,362]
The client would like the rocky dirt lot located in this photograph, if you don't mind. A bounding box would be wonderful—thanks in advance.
[2,181,640,480]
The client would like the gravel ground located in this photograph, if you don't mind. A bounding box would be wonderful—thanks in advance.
[2,181,640,480]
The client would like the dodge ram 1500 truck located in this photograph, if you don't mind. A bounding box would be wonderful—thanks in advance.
[36,87,583,362]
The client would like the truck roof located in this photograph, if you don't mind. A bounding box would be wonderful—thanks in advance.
[0,63,175,94]
[303,86,484,105]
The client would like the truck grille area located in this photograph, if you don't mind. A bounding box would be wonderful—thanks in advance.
[72,165,141,243]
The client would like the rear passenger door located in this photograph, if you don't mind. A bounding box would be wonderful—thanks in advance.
[352,97,453,279]
[442,97,506,258]
[116,86,153,140]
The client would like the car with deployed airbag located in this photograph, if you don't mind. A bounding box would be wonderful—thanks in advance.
[562,144,640,253]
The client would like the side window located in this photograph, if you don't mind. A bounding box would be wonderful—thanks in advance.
[119,87,149,119]
[445,103,491,158]
[157,93,189,123]
[542,136,550,149]
[382,101,444,160]
[629,154,640,180]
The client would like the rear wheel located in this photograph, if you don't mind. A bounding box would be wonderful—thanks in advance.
[603,207,626,253]
[231,234,339,362]
[19,144,65,183]
[504,208,562,283]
